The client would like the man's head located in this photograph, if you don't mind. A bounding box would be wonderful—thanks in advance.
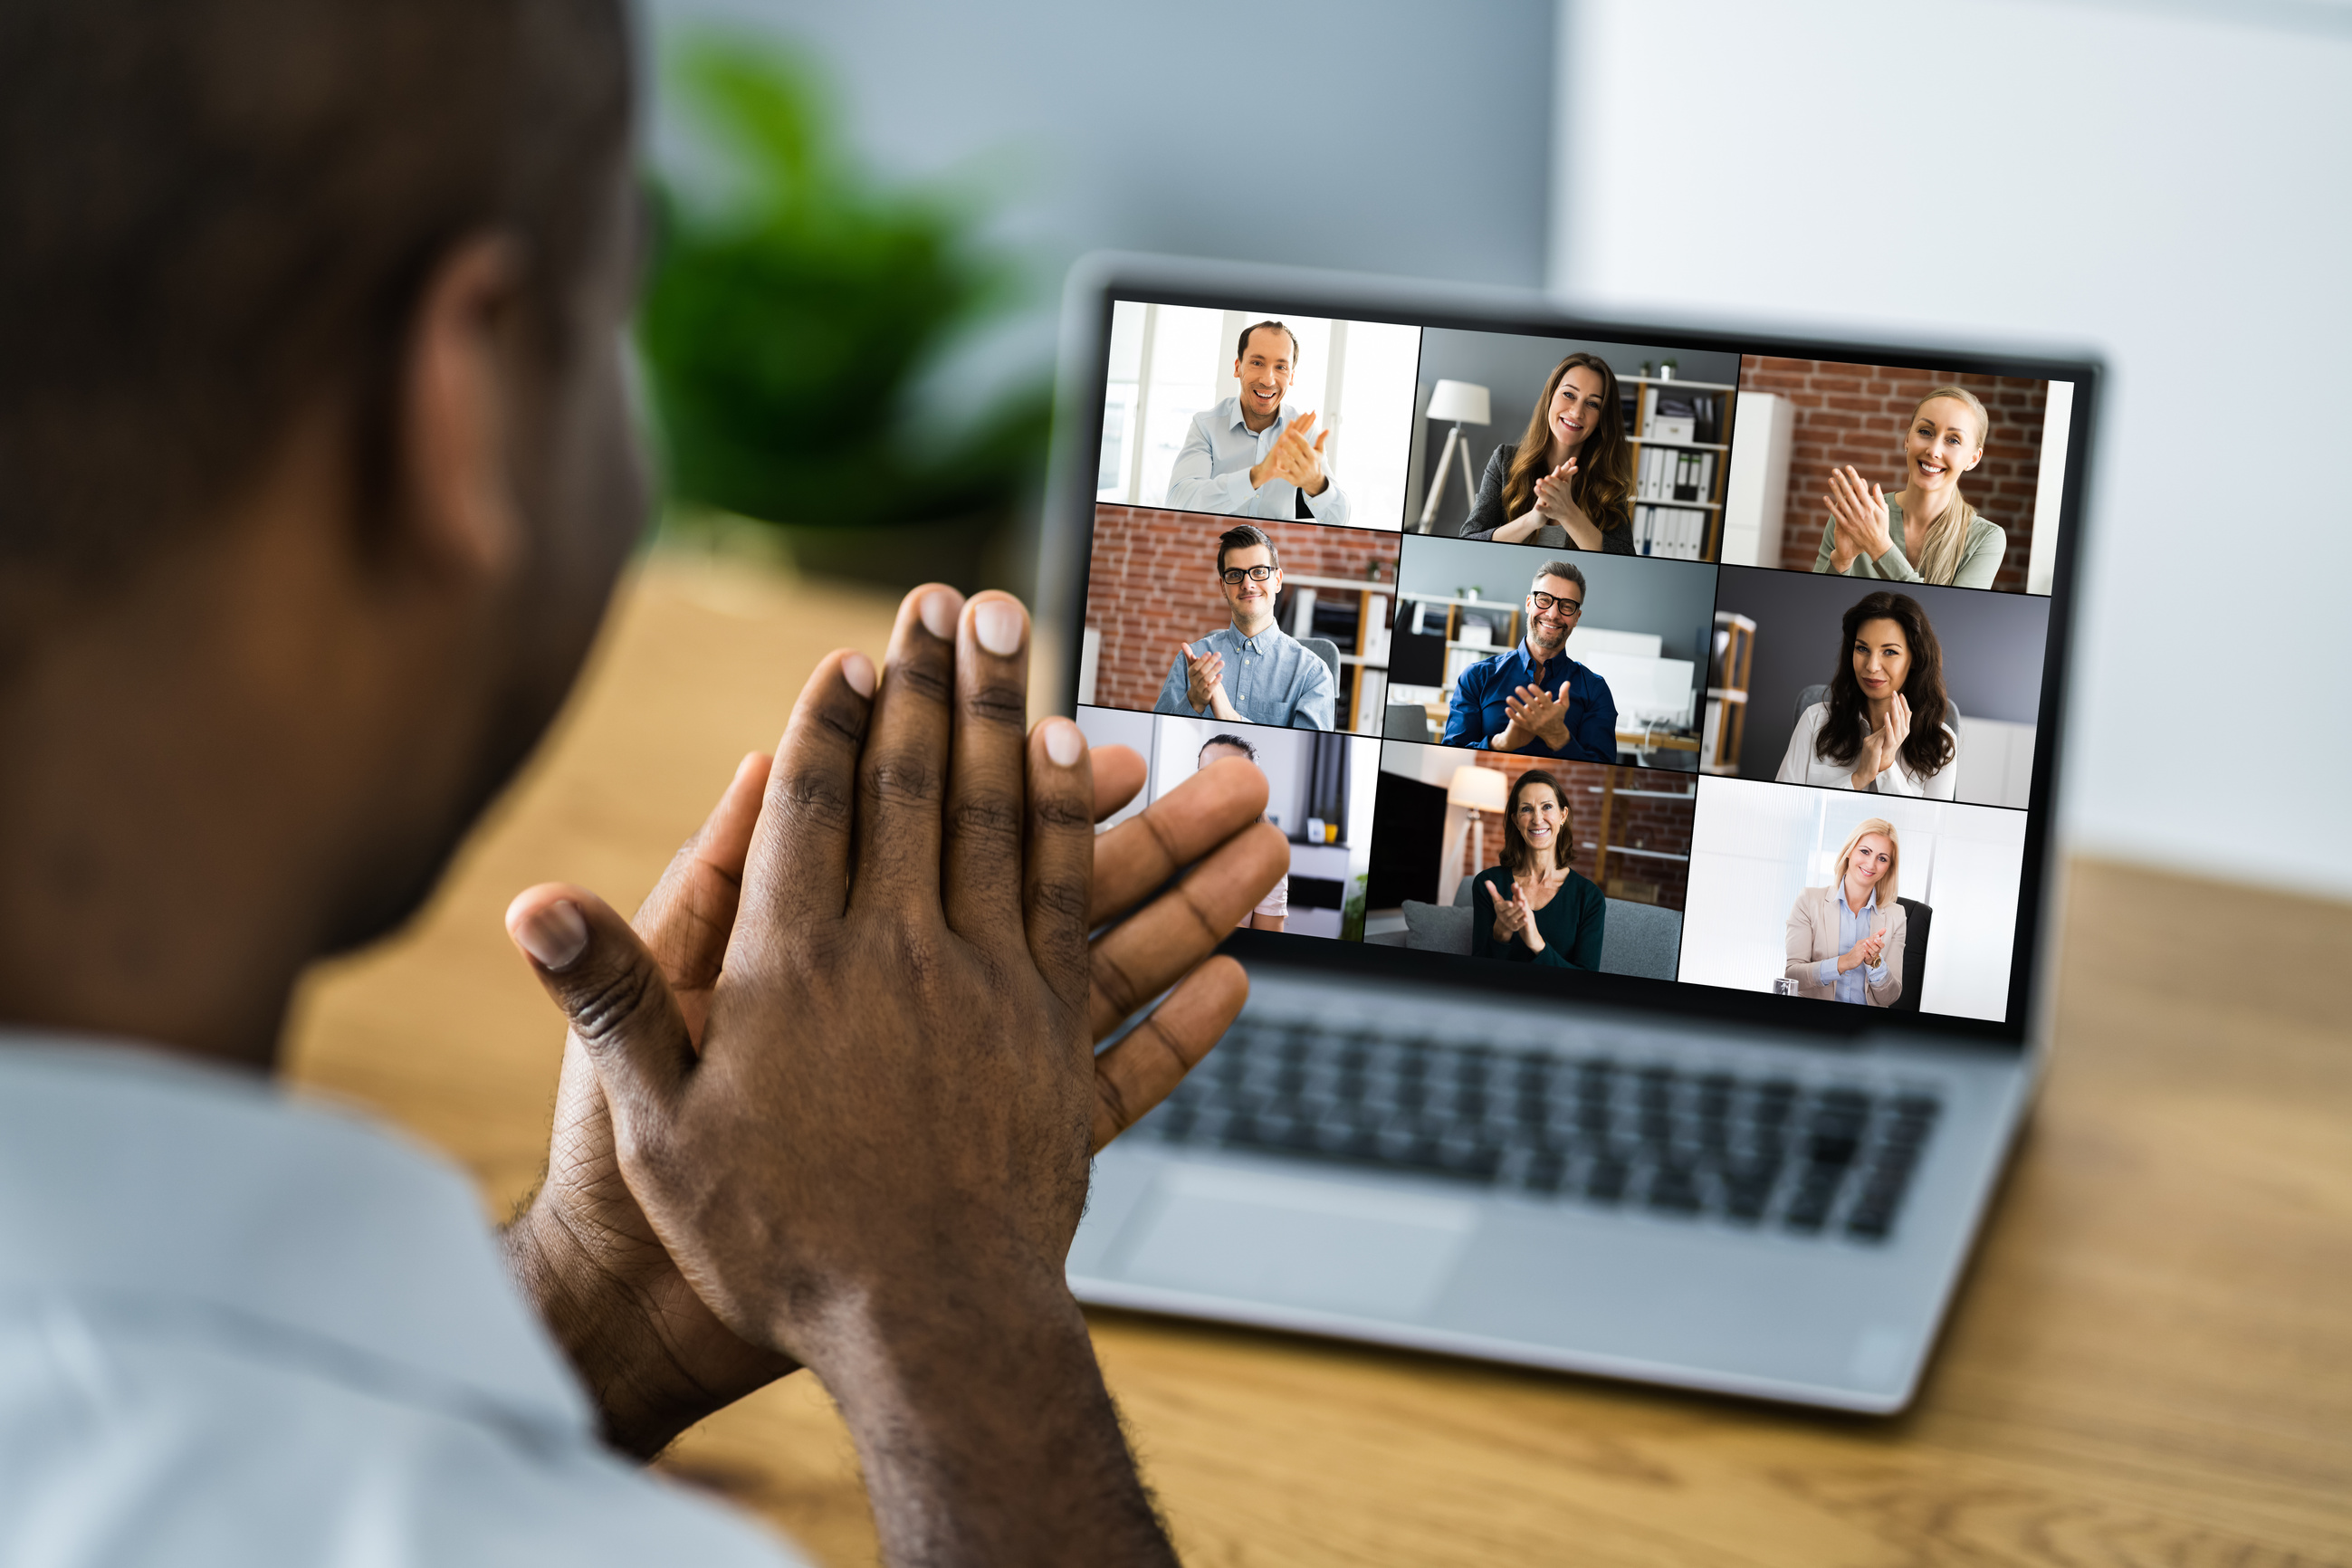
[0,0,643,1061]
[1232,321,1298,431]
[1197,732,1261,774]
[1215,524,1283,635]
[1525,561,1586,657]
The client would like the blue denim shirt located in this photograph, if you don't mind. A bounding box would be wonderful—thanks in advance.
[1818,888,1892,1004]
[1439,640,1619,760]
[1152,622,1335,731]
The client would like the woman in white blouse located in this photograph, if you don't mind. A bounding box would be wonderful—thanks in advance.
[1777,590,1959,798]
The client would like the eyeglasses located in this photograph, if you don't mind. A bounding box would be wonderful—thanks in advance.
[1528,591,1583,617]
[1220,565,1277,586]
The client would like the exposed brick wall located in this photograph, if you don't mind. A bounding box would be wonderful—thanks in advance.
[1738,358,2045,592]
[1455,754,1694,911]
[1085,505,1399,717]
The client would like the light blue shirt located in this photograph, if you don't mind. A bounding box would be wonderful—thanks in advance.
[1817,890,1891,1005]
[1165,397,1353,527]
[1152,622,1335,731]
[0,1038,800,1567]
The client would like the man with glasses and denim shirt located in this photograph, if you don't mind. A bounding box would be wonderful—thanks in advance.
[1440,561,1620,760]
[1153,525,1336,730]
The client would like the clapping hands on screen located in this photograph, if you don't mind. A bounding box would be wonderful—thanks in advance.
[1824,464,1898,572]
[1482,878,1546,953]
[1500,679,1573,751]
[1250,410,1328,495]
[1838,921,1889,974]
[1848,693,1913,791]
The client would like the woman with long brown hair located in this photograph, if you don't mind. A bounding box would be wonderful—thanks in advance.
[1458,352,1636,553]
[1776,591,1961,798]
[1812,386,2009,589]
[1468,769,1607,970]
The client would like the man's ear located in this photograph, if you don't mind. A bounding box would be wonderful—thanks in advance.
[400,235,530,579]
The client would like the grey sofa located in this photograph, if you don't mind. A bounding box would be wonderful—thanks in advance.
[1392,878,1684,980]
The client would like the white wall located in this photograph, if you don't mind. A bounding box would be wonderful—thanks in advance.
[1554,0,2352,901]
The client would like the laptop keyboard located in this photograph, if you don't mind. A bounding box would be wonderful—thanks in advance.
[1144,1019,1942,1244]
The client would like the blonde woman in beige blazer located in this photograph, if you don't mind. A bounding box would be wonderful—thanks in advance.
[1783,818,1907,1006]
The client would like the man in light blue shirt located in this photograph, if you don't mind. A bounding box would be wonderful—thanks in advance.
[1154,525,1337,730]
[1165,320,1353,526]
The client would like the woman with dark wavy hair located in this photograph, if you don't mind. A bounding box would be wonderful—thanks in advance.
[1468,769,1606,969]
[1458,352,1636,554]
[1775,591,1961,798]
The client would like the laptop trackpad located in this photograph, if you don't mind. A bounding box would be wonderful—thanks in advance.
[1112,1164,1477,1322]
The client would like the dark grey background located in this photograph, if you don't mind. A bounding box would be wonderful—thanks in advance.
[1716,566,2051,779]
[1394,535,1719,670]
[1404,329,1743,536]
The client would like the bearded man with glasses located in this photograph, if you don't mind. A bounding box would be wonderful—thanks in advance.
[1153,524,1336,730]
[1439,561,1621,760]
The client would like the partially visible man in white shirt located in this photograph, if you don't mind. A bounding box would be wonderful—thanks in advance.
[1165,320,1353,526]
[0,4,1286,1564]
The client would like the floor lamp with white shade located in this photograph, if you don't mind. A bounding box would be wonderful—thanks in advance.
[1414,378,1491,533]
[1438,762,1510,907]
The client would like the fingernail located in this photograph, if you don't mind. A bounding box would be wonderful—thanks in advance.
[519,900,588,972]
[920,588,962,641]
[1044,719,1085,768]
[842,651,876,697]
[974,598,1025,658]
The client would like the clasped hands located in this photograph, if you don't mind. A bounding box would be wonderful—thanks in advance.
[1480,878,1545,953]
[1494,458,1581,545]
[1181,640,1234,718]
[502,585,1286,1461]
[1837,922,1890,974]
[1248,410,1329,496]
[1824,464,1897,572]
[1498,679,1573,751]
[1849,693,1913,791]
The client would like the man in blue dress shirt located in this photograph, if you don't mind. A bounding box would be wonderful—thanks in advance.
[1440,560,1621,760]
[1153,525,1337,730]
[1165,321,1353,526]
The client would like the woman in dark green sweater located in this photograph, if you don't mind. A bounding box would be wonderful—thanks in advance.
[1469,769,1606,970]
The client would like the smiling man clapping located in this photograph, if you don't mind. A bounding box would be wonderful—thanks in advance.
[1165,320,1353,526]
[1153,525,1335,731]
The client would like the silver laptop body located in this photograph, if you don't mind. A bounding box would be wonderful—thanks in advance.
[1039,253,2095,1414]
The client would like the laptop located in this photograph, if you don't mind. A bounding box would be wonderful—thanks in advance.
[1037,253,2095,1414]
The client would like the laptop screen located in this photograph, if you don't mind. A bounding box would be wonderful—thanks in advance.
[1049,265,2092,1047]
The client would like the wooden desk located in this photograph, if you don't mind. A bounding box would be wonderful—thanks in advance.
[285,551,2352,1566]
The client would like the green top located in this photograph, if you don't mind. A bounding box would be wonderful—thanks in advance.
[1468,865,1605,971]
[1812,497,2007,590]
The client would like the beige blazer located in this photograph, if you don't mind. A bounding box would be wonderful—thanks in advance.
[1783,885,1906,1006]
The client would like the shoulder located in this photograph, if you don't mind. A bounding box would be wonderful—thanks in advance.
[1475,864,1512,894]
[1484,444,1516,474]
[1794,701,1828,731]
[1197,397,1238,429]
[1568,870,1605,905]
[1967,514,2007,545]
[1789,884,1827,917]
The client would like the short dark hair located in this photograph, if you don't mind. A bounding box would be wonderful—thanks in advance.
[1198,732,1257,762]
[1217,524,1279,576]
[1533,560,1587,598]
[1235,320,1300,363]
[0,0,632,625]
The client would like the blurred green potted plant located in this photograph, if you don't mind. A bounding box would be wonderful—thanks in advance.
[638,38,1049,586]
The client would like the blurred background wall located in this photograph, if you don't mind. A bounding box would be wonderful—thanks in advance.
[1554,0,2352,898]
[637,0,2352,900]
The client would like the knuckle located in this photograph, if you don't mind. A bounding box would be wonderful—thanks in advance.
[566,960,659,1049]
[1028,873,1091,931]
[776,771,854,835]
[891,656,953,710]
[864,757,942,808]
[1030,791,1094,834]
[949,795,1023,847]
[961,676,1027,730]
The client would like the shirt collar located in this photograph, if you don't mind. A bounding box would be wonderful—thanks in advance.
[0,1035,591,1439]
[1226,397,1285,438]
[1515,639,1571,677]
[1229,620,1277,655]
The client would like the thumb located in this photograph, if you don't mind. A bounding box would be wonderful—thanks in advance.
[1313,430,1328,453]
[507,884,695,1129]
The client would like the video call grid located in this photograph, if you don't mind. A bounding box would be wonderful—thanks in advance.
[1082,305,2067,1021]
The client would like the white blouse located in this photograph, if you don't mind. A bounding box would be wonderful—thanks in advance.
[1776,702,1959,799]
